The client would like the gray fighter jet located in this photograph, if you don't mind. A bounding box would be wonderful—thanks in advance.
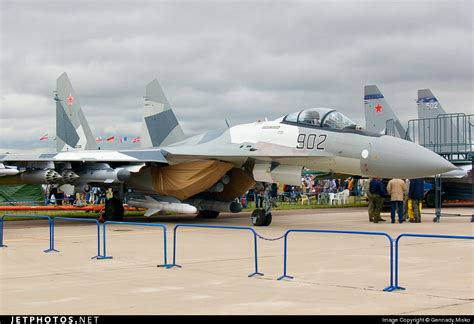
[0,74,456,226]
[364,85,472,208]
[364,85,408,139]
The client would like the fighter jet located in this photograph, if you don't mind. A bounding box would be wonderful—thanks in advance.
[415,89,467,151]
[0,74,456,226]
[416,89,449,119]
[54,72,97,152]
[364,85,473,207]
[415,89,473,206]
[364,85,408,139]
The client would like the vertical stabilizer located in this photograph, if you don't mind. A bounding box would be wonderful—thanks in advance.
[55,73,97,152]
[416,89,463,151]
[140,79,186,148]
[364,85,406,138]
[416,89,448,119]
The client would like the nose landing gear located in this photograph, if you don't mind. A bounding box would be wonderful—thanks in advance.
[251,183,273,226]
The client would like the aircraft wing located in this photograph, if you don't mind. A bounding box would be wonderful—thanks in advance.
[163,141,334,160]
[0,139,336,168]
[0,149,168,164]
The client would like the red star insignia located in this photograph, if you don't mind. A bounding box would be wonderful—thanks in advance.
[375,103,383,113]
[67,95,74,106]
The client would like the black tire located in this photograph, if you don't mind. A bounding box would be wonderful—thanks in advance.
[425,190,444,208]
[425,190,436,208]
[196,210,220,219]
[251,209,271,226]
[263,213,272,226]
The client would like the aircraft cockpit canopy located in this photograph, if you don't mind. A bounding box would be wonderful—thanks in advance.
[283,108,357,130]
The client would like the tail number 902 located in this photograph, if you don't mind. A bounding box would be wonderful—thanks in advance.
[296,134,327,150]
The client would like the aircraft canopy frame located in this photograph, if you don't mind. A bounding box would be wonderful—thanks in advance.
[283,108,357,130]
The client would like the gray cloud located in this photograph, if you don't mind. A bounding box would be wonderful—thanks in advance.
[1,0,472,151]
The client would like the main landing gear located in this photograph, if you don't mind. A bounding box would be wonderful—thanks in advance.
[196,210,220,219]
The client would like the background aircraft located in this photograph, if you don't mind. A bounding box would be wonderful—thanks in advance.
[55,72,97,152]
[0,74,456,226]
[364,85,473,207]
[364,85,407,139]
[415,89,468,152]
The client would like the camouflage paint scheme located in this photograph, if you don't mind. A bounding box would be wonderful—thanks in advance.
[0,74,456,217]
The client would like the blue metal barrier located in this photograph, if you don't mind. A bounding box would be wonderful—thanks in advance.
[393,233,474,291]
[98,221,170,267]
[277,229,395,291]
[0,214,55,252]
[51,217,101,259]
[170,224,264,278]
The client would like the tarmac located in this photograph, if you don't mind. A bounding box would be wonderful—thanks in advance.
[1,206,473,315]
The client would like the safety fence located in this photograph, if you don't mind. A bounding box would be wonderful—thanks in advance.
[0,214,55,252]
[169,224,264,278]
[392,233,474,291]
[1,216,473,291]
[276,229,396,291]
[51,217,101,259]
[98,221,170,267]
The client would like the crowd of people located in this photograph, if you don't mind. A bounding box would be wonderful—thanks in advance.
[243,175,427,224]
[299,176,362,196]
[45,185,125,222]
[45,176,426,224]
[45,185,111,206]
[240,176,366,208]
[364,177,425,223]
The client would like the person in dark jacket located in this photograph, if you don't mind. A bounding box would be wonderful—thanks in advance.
[102,191,124,222]
[369,177,386,223]
[408,178,424,223]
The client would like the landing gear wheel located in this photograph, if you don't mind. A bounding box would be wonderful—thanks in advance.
[196,210,220,219]
[263,212,272,226]
[251,209,272,226]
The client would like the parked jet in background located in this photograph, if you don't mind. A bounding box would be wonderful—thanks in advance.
[364,85,407,139]
[364,85,472,207]
[415,89,467,150]
[416,89,472,206]
[416,89,449,119]
[140,79,186,148]
[0,74,456,226]
[55,72,97,152]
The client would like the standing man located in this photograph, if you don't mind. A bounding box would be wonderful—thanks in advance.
[369,177,387,223]
[403,179,410,221]
[409,178,425,223]
[363,178,375,222]
[387,178,407,223]
[102,191,124,222]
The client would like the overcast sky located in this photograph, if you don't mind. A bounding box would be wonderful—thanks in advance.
[1,0,472,152]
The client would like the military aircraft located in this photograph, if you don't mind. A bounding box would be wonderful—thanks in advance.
[54,72,98,152]
[416,89,451,119]
[0,74,456,226]
[415,89,469,152]
[415,89,473,207]
[364,84,473,208]
[364,85,408,139]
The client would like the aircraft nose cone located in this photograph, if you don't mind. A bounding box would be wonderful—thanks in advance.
[420,152,457,175]
[361,136,457,178]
